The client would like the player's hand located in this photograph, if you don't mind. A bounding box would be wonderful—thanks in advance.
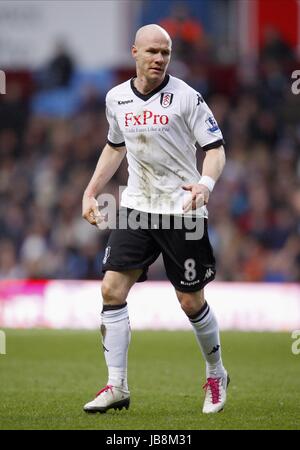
[182,183,210,213]
[82,193,104,227]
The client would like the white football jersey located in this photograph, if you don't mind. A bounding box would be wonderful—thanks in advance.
[106,74,224,216]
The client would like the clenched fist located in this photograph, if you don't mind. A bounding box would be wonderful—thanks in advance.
[82,193,103,227]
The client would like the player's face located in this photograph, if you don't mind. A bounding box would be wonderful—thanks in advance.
[132,37,171,83]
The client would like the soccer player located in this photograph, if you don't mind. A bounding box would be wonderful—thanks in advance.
[82,24,229,414]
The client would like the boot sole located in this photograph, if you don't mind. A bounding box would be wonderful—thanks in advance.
[84,397,130,414]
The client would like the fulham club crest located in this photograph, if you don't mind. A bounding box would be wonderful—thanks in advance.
[160,92,173,108]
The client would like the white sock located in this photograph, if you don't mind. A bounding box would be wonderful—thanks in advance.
[188,301,226,379]
[101,303,130,391]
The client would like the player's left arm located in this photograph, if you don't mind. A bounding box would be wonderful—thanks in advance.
[182,145,225,212]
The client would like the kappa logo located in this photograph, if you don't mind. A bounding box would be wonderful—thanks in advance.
[208,345,220,355]
[118,99,133,105]
[204,268,214,281]
[100,325,109,352]
[197,93,204,105]
[160,92,174,108]
[103,246,111,264]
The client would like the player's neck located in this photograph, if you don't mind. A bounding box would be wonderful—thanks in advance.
[133,75,165,95]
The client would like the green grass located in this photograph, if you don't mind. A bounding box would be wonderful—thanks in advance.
[0,329,299,430]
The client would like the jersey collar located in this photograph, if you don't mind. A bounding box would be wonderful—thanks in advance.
[130,74,170,101]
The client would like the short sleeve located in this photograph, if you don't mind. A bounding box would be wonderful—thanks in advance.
[106,94,125,147]
[184,89,224,150]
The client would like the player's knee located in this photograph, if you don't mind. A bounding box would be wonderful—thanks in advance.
[101,281,126,305]
[180,298,198,316]
[177,291,205,316]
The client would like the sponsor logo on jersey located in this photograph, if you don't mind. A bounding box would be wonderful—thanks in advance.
[160,92,174,108]
[118,99,133,105]
[125,110,169,127]
[205,117,220,133]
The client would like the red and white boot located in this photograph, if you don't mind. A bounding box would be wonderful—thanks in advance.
[202,372,230,413]
[83,385,130,414]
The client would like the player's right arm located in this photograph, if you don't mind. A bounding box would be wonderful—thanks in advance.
[82,143,126,226]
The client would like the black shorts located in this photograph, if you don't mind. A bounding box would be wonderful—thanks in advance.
[102,208,216,292]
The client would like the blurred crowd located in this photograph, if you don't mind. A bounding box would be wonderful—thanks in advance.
[0,28,299,283]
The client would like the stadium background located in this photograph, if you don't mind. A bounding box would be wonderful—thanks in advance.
[0,0,299,284]
[0,0,300,431]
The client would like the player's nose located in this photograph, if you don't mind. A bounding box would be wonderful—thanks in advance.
[154,52,164,64]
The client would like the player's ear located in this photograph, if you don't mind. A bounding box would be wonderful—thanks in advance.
[131,45,138,60]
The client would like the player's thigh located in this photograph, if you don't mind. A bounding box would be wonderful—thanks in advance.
[101,269,143,305]
[102,209,161,283]
[158,218,216,292]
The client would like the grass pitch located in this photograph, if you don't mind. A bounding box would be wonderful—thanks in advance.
[0,329,299,430]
